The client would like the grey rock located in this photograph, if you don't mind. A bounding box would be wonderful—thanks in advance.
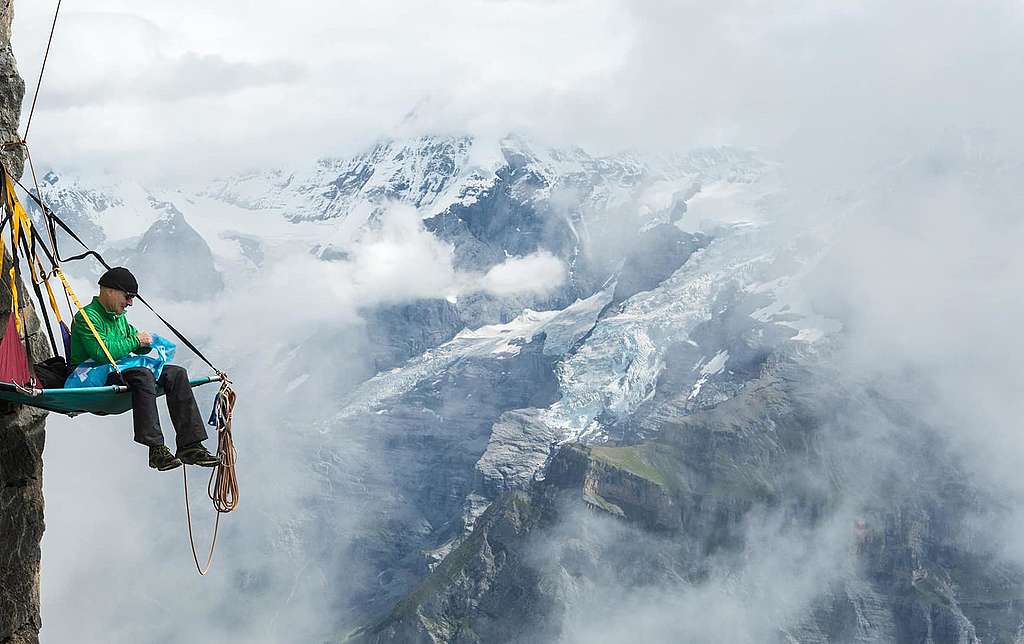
[353,357,1024,643]
[110,206,224,301]
[0,2,23,181]
[318,334,562,623]
[475,408,562,497]
[0,404,46,644]
[423,164,575,276]
[363,299,464,372]
[612,224,709,304]
[222,230,265,267]
[0,5,46,643]
[26,171,109,249]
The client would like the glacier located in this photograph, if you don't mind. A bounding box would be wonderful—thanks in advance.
[29,132,1024,644]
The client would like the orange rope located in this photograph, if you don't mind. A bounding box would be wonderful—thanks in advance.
[182,377,238,576]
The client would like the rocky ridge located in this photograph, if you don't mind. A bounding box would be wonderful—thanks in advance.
[350,358,1024,643]
[0,3,47,643]
[27,108,1023,642]
[108,205,225,301]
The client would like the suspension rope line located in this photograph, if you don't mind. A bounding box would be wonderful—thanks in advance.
[23,0,64,141]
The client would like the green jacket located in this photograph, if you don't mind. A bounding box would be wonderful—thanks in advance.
[69,297,144,365]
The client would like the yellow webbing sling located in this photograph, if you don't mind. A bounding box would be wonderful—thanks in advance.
[4,171,66,340]
[6,176,22,335]
[4,173,65,328]
[55,269,120,373]
[1,172,117,373]
[40,260,64,326]
[4,172,28,336]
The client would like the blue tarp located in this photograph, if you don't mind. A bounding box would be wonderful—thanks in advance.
[64,335,176,388]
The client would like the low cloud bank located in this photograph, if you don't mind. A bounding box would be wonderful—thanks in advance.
[213,204,567,348]
[479,251,567,297]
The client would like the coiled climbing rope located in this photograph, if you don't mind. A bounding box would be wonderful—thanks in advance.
[183,376,238,576]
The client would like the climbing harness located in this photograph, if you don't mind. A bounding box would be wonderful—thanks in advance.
[0,0,239,576]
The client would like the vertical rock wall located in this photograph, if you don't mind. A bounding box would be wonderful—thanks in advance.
[0,1,24,178]
[0,3,47,643]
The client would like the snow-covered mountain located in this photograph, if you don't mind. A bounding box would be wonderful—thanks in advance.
[32,134,1024,643]
[34,135,778,344]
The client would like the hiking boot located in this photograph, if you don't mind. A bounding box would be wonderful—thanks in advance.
[176,442,220,467]
[149,445,182,471]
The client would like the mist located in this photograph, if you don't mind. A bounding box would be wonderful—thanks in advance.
[18,0,1024,641]
[38,199,574,641]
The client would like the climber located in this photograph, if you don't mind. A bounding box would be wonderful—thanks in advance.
[69,267,220,471]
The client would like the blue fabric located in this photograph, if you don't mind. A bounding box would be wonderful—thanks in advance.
[64,335,177,389]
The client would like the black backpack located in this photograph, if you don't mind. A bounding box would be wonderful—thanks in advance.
[33,356,72,389]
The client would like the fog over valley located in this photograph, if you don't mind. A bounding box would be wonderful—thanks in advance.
[0,1,1021,643]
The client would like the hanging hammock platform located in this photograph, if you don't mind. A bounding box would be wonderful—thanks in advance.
[0,0,239,576]
[0,374,224,416]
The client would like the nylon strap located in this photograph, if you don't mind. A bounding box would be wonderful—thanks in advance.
[8,270,19,335]
[23,235,59,357]
[44,206,219,373]
[41,262,63,324]
[3,192,70,331]
[6,172,19,337]
[10,174,221,374]
[6,171,32,250]
[3,171,34,336]
[0,223,9,337]
[4,172,60,355]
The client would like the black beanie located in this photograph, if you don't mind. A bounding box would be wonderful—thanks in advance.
[98,267,139,295]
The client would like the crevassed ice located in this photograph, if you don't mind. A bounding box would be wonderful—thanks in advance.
[328,289,613,426]
[544,223,789,443]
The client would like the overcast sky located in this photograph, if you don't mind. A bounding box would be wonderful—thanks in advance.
[12,0,1023,183]
[19,2,1024,641]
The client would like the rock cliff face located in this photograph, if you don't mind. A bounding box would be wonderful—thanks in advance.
[0,402,46,644]
[328,334,563,621]
[109,206,225,301]
[350,358,1024,643]
[0,5,47,643]
[0,5,23,181]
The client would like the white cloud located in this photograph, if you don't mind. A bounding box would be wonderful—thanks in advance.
[12,0,631,180]
[14,0,1024,182]
[200,205,568,351]
[542,505,856,644]
[345,206,461,305]
[479,250,567,297]
[24,0,1024,640]
[17,11,299,106]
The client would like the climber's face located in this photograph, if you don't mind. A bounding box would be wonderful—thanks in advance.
[120,290,135,311]
[99,286,134,315]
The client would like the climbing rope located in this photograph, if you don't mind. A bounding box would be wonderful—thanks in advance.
[182,376,238,576]
[23,146,61,266]
[23,0,63,141]
[207,378,239,512]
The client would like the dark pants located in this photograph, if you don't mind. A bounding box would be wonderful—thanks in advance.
[106,365,208,449]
